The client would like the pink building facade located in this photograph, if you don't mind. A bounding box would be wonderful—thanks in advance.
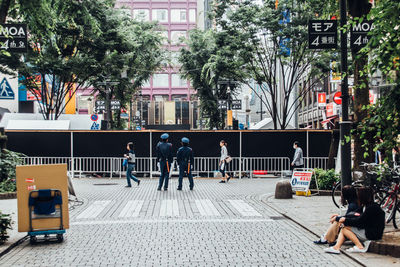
[115,0,200,101]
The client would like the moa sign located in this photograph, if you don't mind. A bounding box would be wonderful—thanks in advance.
[0,24,27,52]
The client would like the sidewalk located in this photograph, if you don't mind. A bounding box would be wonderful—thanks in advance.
[0,199,26,256]
[263,191,400,267]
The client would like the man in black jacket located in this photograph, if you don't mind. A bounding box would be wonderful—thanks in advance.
[324,187,385,254]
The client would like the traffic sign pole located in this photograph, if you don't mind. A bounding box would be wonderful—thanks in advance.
[340,0,352,187]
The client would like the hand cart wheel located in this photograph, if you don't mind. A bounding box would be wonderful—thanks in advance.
[29,236,37,245]
[56,234,64,243]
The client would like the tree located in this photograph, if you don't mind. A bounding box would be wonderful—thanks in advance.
[210,0,334,129]
[358,0,400,163]
[179,29,244,129]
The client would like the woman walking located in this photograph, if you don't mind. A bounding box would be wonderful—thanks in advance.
[124,142,141,187]
[219,140,231,183]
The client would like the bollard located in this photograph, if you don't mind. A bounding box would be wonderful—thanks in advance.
[275,180,293,199]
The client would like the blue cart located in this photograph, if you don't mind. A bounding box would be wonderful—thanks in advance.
[28,189,66,244]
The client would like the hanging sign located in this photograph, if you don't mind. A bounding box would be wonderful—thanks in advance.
[308,20,337,49]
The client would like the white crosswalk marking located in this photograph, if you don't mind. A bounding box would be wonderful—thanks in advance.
[160,200,179,217]
[195,199,220,216]
[76,200,111,219]
[118,200,144,218]
[228,200,262,217]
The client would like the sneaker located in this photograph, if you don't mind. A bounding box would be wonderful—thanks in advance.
[190,188,193,191]
[177,188,182,191]
[324,247,340,254]
[137,180,141,186]
[346,241,371,253]
[125,185,132,188]
[314,239,328,245]
[227,176,231,182]
[219,180,226,183]
[157,188,161,191]
[164,188,168,191]
[328,241,337,247]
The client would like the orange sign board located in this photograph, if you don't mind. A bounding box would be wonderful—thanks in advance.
[317,93,326,107]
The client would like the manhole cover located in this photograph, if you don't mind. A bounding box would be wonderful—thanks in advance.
[93,183,119,186]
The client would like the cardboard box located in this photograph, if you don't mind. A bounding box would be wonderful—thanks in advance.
[16,164,69,232]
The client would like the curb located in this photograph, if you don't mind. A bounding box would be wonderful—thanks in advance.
[261,194,367,267]
[0,192,17,199]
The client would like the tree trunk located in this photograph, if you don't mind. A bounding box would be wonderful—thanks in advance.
[352,53,374,169]
[0,0,11,23]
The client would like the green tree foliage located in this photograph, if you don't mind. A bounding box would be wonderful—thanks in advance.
[210,0,334,129]
[358,0,400,162]
[0,0,164,123]
[179,29,243,129]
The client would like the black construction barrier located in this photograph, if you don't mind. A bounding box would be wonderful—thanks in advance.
[5,130,332,159]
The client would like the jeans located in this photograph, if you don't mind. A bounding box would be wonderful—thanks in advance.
[126,163,138,186]
[178,164,194,189]
[158,161,170,189]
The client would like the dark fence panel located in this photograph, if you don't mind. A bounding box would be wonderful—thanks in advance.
[308,131,332,157]
[151,131,240,157]
[5,130,332,158]
[74,132,150,157]
[242,131,307,158]
[6,131,70,157]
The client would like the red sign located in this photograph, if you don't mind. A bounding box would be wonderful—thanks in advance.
[326,102,334,117]
[333,91,342,105]
[317,93,326,107]
[369,91,375,104]
[25,178,35,183]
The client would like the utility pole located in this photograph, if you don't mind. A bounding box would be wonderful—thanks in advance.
[340,0,352,186]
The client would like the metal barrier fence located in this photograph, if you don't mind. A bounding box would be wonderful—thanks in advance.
[21,156,331,178]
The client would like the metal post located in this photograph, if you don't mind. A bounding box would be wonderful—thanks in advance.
[149,131,153,179]
[239,131,242,179]
[340,0,352,187]
[260,95,263,121]
[105,86,111,130]
[306,130,309,168]
[70,131,74,178]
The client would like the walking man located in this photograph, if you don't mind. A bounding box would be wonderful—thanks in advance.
[156,133,173,191]
[177,137,194,191]
[291,141,304,169]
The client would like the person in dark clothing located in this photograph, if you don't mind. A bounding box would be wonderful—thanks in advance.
[156,133,173,191]
[325,187,385,254]
[124,142,140,187]
[176,137,194,191]
[314,185,360,245]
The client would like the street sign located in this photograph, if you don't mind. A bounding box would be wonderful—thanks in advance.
[218,100,228,110]
[308,20,337,49]
[132,116,141,123]
[95,100,106,111]
[0,77,14,99]
[231,100,242,110]
[350,20,374,50]
[317,93,326,108]
[291,171,313,192]
[90,121,100,130]
[110,100,121,110]
[333,91,342,105]
[90,114,98,122]
[0,24,28,52]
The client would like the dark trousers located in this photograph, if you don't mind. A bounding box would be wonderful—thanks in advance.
[291,164,304,170]
[126,163,138,186]
[158,161,170,189]
[178,164,194,189]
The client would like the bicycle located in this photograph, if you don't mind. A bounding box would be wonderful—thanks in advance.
[379,167,400,229]
[331,162,385,209]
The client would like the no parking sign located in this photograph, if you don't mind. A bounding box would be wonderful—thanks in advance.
[91,114,98,121]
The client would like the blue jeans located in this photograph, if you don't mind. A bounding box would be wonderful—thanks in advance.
[126,164,138,186]
[158,161,170,189]
[178,164,194,189]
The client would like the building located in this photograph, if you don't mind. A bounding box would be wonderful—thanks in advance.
[115,0,203,101]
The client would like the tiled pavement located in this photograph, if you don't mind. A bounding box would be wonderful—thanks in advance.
[0,178,360,266]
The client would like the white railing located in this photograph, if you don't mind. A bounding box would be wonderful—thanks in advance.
[21,156,332,178]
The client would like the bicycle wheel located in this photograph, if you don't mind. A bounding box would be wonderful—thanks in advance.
[332,182,342,208]
[380,194,396,224]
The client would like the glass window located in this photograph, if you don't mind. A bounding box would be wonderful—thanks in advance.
[142,79,150,88]
[171,9,187,23]
[156,31,169,44]
[152,9,168,23]
[171,74,187,87]
[189,9,196,23]
[170,51,180,66]
[133,9,149,21]
[171,31,186,45]
[153,74,169,87]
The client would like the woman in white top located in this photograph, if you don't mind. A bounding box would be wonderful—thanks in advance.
[219,140,231,183]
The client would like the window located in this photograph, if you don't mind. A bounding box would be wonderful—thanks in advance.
[171,9,187,23]
[133,9,149,21]
[171,31,186,45]
[189,9,196,23]
[170,51,180,66]
[152,9,168,23]
[156,31,169,44]
[171,74,187,87]
[142,79,150,88]
[152,74,169,87]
